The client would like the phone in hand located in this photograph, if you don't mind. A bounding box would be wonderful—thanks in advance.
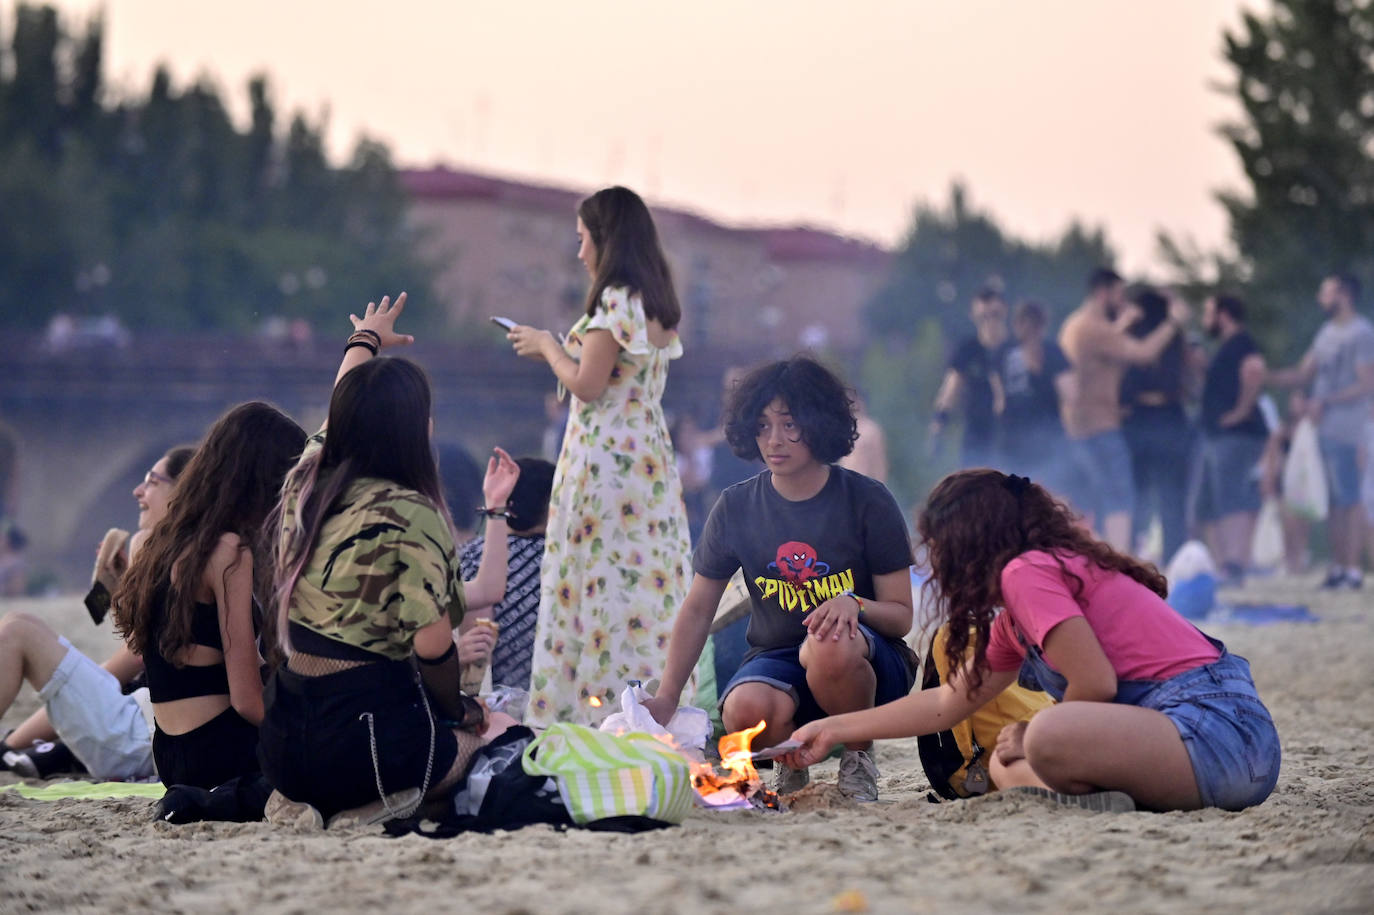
[84,581,111,626]
[490,316,517,332]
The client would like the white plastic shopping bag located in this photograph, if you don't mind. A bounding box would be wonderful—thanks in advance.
[1250,497,1285,571]
[597,684,711,756]
[1283,418,1328,521]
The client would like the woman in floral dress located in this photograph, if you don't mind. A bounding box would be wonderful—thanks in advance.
[507,186,693,726]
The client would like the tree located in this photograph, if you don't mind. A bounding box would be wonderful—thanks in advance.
[1198,0,1374,360]
[0,3,435,333]
[864,182,1115,344]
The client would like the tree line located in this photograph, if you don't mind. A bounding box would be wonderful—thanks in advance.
[0,3,433,333]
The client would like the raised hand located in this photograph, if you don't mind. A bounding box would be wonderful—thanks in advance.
[350,292,415,350]
[481,447,521,511]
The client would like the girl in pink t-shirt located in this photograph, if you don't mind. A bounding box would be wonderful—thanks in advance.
[784,468,1280,812]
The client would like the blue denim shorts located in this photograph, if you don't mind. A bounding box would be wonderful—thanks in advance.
[719,625,917,726]
[1196,433,1266,521]
[1136,652,1280,810]
[1068,430,1135,519]
[1319,437,1362,509]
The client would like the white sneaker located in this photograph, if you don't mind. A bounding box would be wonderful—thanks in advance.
[837,748,879,802]
[771,762,810,795]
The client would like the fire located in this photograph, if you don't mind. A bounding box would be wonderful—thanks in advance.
[692,720,768,801]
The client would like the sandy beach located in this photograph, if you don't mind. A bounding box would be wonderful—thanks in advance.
[1,576,1371,915]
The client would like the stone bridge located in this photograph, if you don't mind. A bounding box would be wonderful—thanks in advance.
[0,335,749,591]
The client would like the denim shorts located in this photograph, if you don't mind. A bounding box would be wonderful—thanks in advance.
[1319,437,1362,509]
[1068,430,1135,519]
[1135,652,1280,811]
[40,637,155,781]
[1195,433,1266,521]
[718,625,917,726]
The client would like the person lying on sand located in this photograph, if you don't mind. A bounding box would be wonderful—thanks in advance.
[781,469,1282,813]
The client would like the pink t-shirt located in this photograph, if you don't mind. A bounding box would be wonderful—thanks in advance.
[985,550,1220,681]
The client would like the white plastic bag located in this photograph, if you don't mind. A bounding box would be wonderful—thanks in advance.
[1164,539,1217,586]
[597,684,711,756]
[1250,498,1285,571]
[1283,418,1328,521]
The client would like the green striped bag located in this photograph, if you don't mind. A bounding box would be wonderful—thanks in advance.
[521,723,695,826]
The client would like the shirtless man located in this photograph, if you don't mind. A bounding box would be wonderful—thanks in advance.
[1058,270,1189,551]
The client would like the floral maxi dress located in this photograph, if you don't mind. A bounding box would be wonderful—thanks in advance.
[526,286,693,727]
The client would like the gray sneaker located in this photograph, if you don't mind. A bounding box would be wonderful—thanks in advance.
[1007,786,1135,813]
[837,748,879,802]
[771,762,810,795]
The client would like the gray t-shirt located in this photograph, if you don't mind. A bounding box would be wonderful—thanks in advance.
[1308,315,1374,444]
[693,467,913,659]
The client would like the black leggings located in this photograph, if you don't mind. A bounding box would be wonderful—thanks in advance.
[153,706,260,789]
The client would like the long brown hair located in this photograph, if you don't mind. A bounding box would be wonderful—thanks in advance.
[578,186,681,329]
[917,469,1167,695]
[114,402,305,663]
[267,357,452,656]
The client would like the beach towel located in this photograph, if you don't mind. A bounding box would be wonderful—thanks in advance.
[1208,603,1318,625]
[0,780,164,801]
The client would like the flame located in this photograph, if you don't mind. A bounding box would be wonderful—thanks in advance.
[588,696,603,708]
[692,720,768,799]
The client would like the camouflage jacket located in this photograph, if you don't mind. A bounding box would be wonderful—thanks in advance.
[282,433,465,660]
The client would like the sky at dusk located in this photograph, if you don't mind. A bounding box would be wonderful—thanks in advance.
[40,0,1258,273]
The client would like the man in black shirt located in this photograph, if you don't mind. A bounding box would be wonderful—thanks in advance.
[1196,294,1269,585]
[930,287,1009,468]
[997,299,1072,493]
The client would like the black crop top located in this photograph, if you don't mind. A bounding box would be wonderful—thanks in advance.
[142,580,232,702]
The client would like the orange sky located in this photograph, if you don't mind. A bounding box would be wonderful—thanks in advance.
[41,0,1257,273]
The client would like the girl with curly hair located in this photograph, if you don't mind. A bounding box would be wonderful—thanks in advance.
[783,469,1281,812]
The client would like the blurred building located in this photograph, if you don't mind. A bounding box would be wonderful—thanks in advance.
[401,167,892,353]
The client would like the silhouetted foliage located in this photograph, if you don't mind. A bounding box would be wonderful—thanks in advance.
[1164,0,1374,361]
[0,3,434,332]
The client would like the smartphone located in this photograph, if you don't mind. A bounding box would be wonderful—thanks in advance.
[490,316,517,331]
[83,581,111,626]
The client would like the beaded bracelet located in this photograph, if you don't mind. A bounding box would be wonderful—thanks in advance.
[842,589,866,617]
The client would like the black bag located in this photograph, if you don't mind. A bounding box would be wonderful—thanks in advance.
[385,726,673,838]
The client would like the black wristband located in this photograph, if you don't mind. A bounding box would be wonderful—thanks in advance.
[345,339,378,356]
[416,640,457,666]
[456,694,486,730]
[351,328,381,344]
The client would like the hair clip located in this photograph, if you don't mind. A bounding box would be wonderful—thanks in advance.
[1002,474,1031,496]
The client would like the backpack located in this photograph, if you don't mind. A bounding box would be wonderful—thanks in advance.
[916,624,1054,801]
